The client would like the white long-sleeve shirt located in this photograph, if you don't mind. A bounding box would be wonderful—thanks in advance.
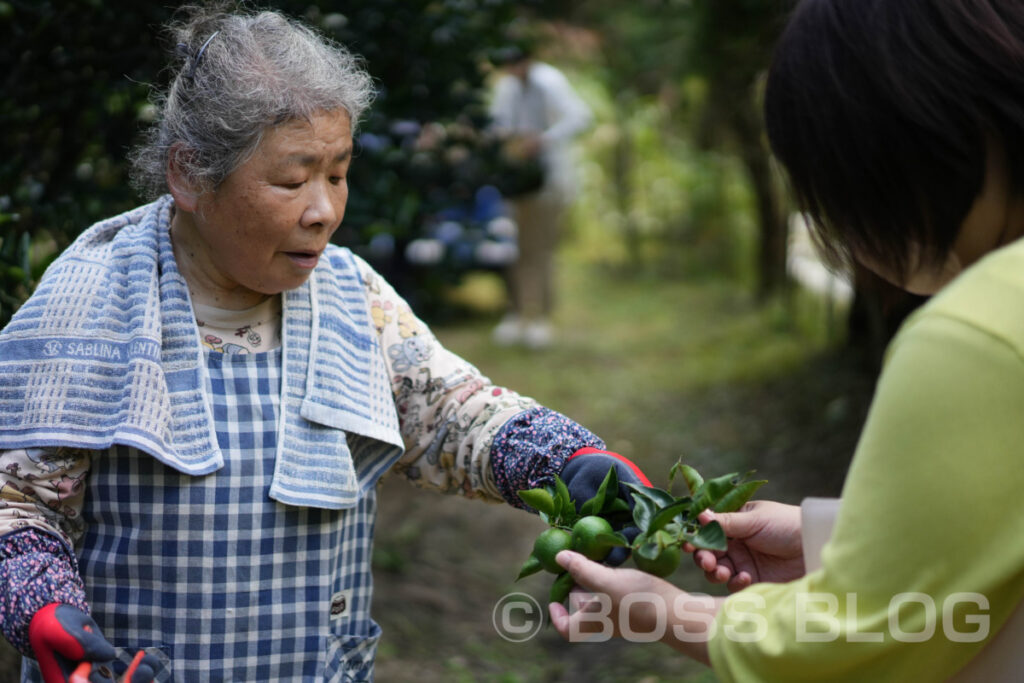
[490,61,592,200]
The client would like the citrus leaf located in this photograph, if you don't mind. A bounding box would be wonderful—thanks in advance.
[518,488,556,516]
[606,498,631,515]
[654,529,677,548]
[688,520,727,551]
[598,466,621,514]
[630,493,655,532]
[623,482,675,508]
[554,474,572,506]
[645,487,677,508]
[671,462,704,494]
[578,465,615,517]
[713,479,767,513]
[636,540,661,561]
[702,472,740,509]
[553,475,575,524]
[594,532,630,548]
[516,554,543,581]
[648,499,692,535]
[668,459,683,487]
[550,571,575,604]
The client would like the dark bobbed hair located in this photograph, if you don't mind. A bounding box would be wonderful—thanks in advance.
[765,0,1024,279]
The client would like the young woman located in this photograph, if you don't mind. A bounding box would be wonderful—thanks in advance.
[549,1,1024,680]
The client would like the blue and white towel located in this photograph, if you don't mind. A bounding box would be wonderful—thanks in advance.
[0,196,403,509]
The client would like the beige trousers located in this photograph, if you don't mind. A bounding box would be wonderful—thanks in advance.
[508,191,567,320]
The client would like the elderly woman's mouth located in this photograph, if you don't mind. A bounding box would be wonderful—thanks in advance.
[285,251,320,268]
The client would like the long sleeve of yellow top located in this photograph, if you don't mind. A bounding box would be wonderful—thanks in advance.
[709,238,1024,681]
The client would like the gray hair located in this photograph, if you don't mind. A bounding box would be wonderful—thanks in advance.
[130,5,375,199]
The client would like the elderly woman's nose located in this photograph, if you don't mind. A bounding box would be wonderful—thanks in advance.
[302,180,344,229]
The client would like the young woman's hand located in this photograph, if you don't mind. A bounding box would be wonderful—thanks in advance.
[690,500,805,591]
[548,550,722,664]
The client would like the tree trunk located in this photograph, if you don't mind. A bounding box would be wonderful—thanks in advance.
[728,101,787,299]
[748,148,787,299]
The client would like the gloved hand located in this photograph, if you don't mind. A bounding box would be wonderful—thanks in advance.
[560,448,651,566]
[29,604,159,683]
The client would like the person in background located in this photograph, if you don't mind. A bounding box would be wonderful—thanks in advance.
[547,0,1024,680]
[489,43,592,350]
[0,7,646,681]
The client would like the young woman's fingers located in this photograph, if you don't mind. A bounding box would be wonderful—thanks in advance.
[703,562,732,585]
[549,588,613,642]
[700,504,763,541]
[713,563,734,583]
[694,548,736,584]
[555,550,621,593]
[727,571,753,592]
[548,601,571,639]
[694,548,724,573]
[567,586,603,614]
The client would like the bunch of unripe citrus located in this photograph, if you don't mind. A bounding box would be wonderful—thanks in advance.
[516,460,767,604]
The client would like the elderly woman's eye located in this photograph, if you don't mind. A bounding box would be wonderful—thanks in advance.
[329,176,345,185]
[279,181,304,189]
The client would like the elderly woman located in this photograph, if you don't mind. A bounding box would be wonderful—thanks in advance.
[0,8,648,682]
[548,0,1024,680]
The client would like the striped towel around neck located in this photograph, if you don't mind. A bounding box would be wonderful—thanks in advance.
[0,196,403,510]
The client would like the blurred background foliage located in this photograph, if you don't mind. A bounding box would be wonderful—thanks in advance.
[1,0,540,320]
[1,0,919,355]
[0,0,921,339]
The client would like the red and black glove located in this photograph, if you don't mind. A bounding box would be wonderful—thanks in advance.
[560,448,651,566]
[29,604,159,683]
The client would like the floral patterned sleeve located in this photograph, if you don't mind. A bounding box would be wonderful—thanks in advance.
[354,256,605,506]
[0,447,91,655]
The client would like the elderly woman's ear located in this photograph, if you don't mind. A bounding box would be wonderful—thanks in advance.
[166,143,201,212]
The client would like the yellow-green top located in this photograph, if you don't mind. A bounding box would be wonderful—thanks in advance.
[710,236,1024,681]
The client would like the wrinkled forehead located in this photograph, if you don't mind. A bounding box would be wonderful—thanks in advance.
[255,109,353,164]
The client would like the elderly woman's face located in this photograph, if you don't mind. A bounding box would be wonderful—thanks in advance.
[181,109,352,305]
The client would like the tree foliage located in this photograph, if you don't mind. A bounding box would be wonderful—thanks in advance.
[1,0,528,326]
[545,0,790,295]
[1,0,171,321]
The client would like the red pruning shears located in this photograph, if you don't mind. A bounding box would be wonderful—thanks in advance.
[29,604,158,683]
[68,653,151,683]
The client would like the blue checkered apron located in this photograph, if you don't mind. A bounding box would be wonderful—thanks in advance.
[26,347,388,681]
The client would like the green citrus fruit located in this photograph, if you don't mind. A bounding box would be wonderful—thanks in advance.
[571,515,615,562]
[633,544,681,577]
[533,528,574,573]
